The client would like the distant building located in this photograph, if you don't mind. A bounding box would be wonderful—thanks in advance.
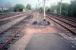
[0,7,9,12]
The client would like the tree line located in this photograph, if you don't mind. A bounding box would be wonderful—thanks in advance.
[0,0,76,18]
[46,0,76,17]
[0,4,31,12]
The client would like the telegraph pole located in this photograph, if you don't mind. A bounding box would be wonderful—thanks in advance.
[43,0,46,19]
[36,0,39,22]
[32,0,50,26]
[60,0,62,15]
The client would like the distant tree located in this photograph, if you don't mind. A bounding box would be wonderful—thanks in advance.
[14,4,25,12]
[26,4,31,10]
[50,5,58,13]
[39,7,50,13]
[38,7,43,13]
[69,0,76,17]
[49,2,69,16]
[45,0,76,18]
[59,3,69,16]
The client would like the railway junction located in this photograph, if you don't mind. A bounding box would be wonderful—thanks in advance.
[0,11,76,50]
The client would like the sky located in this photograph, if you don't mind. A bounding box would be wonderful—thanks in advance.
[0,0,71,8]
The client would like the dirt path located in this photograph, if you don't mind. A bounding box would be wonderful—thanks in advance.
[8,25,57,50]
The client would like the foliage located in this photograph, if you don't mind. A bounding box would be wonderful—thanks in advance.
[14,4,25,12]
[39,7,43,13]
[46,0,76,17]
[69,0,76,17]
[26,4,31,10]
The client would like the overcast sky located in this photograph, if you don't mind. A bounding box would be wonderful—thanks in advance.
[0,0,71,8]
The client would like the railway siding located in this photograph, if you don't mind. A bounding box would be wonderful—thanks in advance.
[0,15,27,34]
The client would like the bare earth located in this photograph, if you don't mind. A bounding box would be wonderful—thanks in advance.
[8,24,57,50]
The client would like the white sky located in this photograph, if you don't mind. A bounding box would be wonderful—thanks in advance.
[0,0,71,8]
[23,0,71,8]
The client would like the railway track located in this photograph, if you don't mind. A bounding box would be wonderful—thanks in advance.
[47,14,76,36]
[0,12,28,34]
[0,13,25,21]
[0,12,26,26]
[64,16,76,23]
[0,12,33,50]
[54,15,76,26]
[0,12,23,19]
[51,15,76,28]
[47,13,76,23]
[0,14,26,26]
[58,16,76,23]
